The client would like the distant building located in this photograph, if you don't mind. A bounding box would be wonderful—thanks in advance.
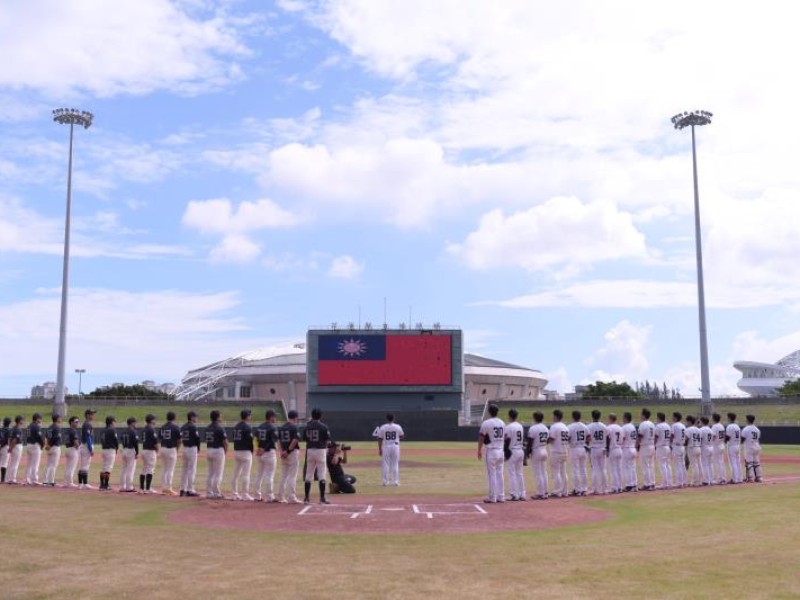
[734,350,800,397]
[30,381,59,399]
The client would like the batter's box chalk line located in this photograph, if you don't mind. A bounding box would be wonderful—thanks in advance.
[412,503,488,519]
[298,504,373,519]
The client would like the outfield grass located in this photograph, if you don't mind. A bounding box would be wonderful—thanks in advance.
[0,443,798,599]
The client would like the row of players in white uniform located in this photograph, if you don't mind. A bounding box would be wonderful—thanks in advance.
[478,405,763,503]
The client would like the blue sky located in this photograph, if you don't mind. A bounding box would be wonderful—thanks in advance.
[2,0,800,398]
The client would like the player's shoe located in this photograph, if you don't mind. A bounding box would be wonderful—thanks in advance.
[243,494,255,501]
[320,498,331,504]
[288,498,302,504]
[186,491,200,497]
[303,497,311,504]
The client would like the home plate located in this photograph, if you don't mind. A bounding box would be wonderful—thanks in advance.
[380,507,406,512]
[412,503,488,519]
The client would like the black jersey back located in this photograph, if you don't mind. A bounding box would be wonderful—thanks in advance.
[205,423,227,448]
[278,422,299,452]
[180,422,200,448]
[159,422,181,448]
[102,427,119,450]
[232,422,254,452]
[142,425,158,451]
[303,420,330,449]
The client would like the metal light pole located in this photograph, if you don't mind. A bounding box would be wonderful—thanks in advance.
[75,368,86,398]
[53,108,93,418]
[671,110,713,416]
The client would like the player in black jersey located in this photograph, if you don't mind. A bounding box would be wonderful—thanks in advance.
[1,416,12,482]
[179,411,201,497]
[140,414,159,494]
[277,410,301,503]
[43,414,63,486]
[64,416,81,487]
[24,412,45,485]
[158,411,181,496]
[302,408,331,504]
[119,417,139,492]
[254,410,279,502]
[99,416,119,490]
[6,415,25,484]
[231,409,255,500]
[78,409,96,489]
[205,410,228,499]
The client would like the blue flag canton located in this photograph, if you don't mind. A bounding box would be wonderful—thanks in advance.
[318,335,387,360]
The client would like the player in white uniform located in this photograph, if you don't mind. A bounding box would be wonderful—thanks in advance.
[653,412,673,489]
[478,404,505,503]
[526,411,549,499]
[586,410,608,495]
[620,412,638,492]
[741,414,762,483]
[567,411,588,496]
[699,417,714,485]
[725,413,743,483]
[503,409,525,501]
[637,409,656,491]
[377,413,405,486]
[606,413,623,494]
[684,416,703,486]
[547,410,569,498]
[710,413,727,484]
[670,412,687,488]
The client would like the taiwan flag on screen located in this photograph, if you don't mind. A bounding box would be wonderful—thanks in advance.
[317,334,452,386]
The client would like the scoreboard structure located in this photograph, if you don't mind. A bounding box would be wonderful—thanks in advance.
[306,328,464,411]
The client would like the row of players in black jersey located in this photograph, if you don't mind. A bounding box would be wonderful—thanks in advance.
[1,407,339,503]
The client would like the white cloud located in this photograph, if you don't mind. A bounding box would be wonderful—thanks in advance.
[183,198,303,234]
[0,288,254,382]
[0,196,189,259]
[446,197,646,273]
[731,330,800,365]
[208,234,262,264]
[663,362,743,398]
[583,320,652,384]
[484,279,800,310]
[327,255,363,279]
[0,0,250,97]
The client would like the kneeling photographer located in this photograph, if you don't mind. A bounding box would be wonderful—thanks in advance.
[327,441,357,494]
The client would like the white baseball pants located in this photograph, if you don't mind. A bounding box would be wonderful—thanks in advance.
[655,446,673,488]
[639,445,655,487]
[569,446,587,493]
[712,445,726,483]
[701,447,713,485]
[589,448,607,494]
[622,447,638,488]
[0,445,8,469]
[727,444,742,483]
[744,445,761,480]
[140,449,157,475]
[78,444,92,472]
[549,451,568,496]
[304,448,327,483]
[25,444,42,484]
[7,445,23,483]
[671,446,687,487]
[180,446,198,493]
[484,447,505,501]
[101,448,117,473]
[232,450,253,495]
[159,447,178,491]
[120,448,137,490]
[531,447,548,497]
[205,447,226,496]
[254,449,277,500]
[382,443,401,485]
[608,447,622,491]
[688,447,702,486]
[44,446,61,485]
[64,447,79,485]
[278,450,300,501]
[506,448,525,498]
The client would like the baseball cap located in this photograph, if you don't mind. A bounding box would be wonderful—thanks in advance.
[187,410,197,419]
[84,408,97,416]
[145,413,156,423]
[287,410,298,419]
[127,417,137,425]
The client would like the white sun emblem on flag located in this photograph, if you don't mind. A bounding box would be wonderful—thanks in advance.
[338,338,367,357]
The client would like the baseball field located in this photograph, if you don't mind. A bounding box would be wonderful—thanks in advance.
[1,441,798,600]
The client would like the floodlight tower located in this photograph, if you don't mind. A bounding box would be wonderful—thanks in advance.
[671,109,712,416]
[53,108,93,417]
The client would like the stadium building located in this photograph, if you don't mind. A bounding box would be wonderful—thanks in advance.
[733,350,800,397]
[175,331,547,421]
